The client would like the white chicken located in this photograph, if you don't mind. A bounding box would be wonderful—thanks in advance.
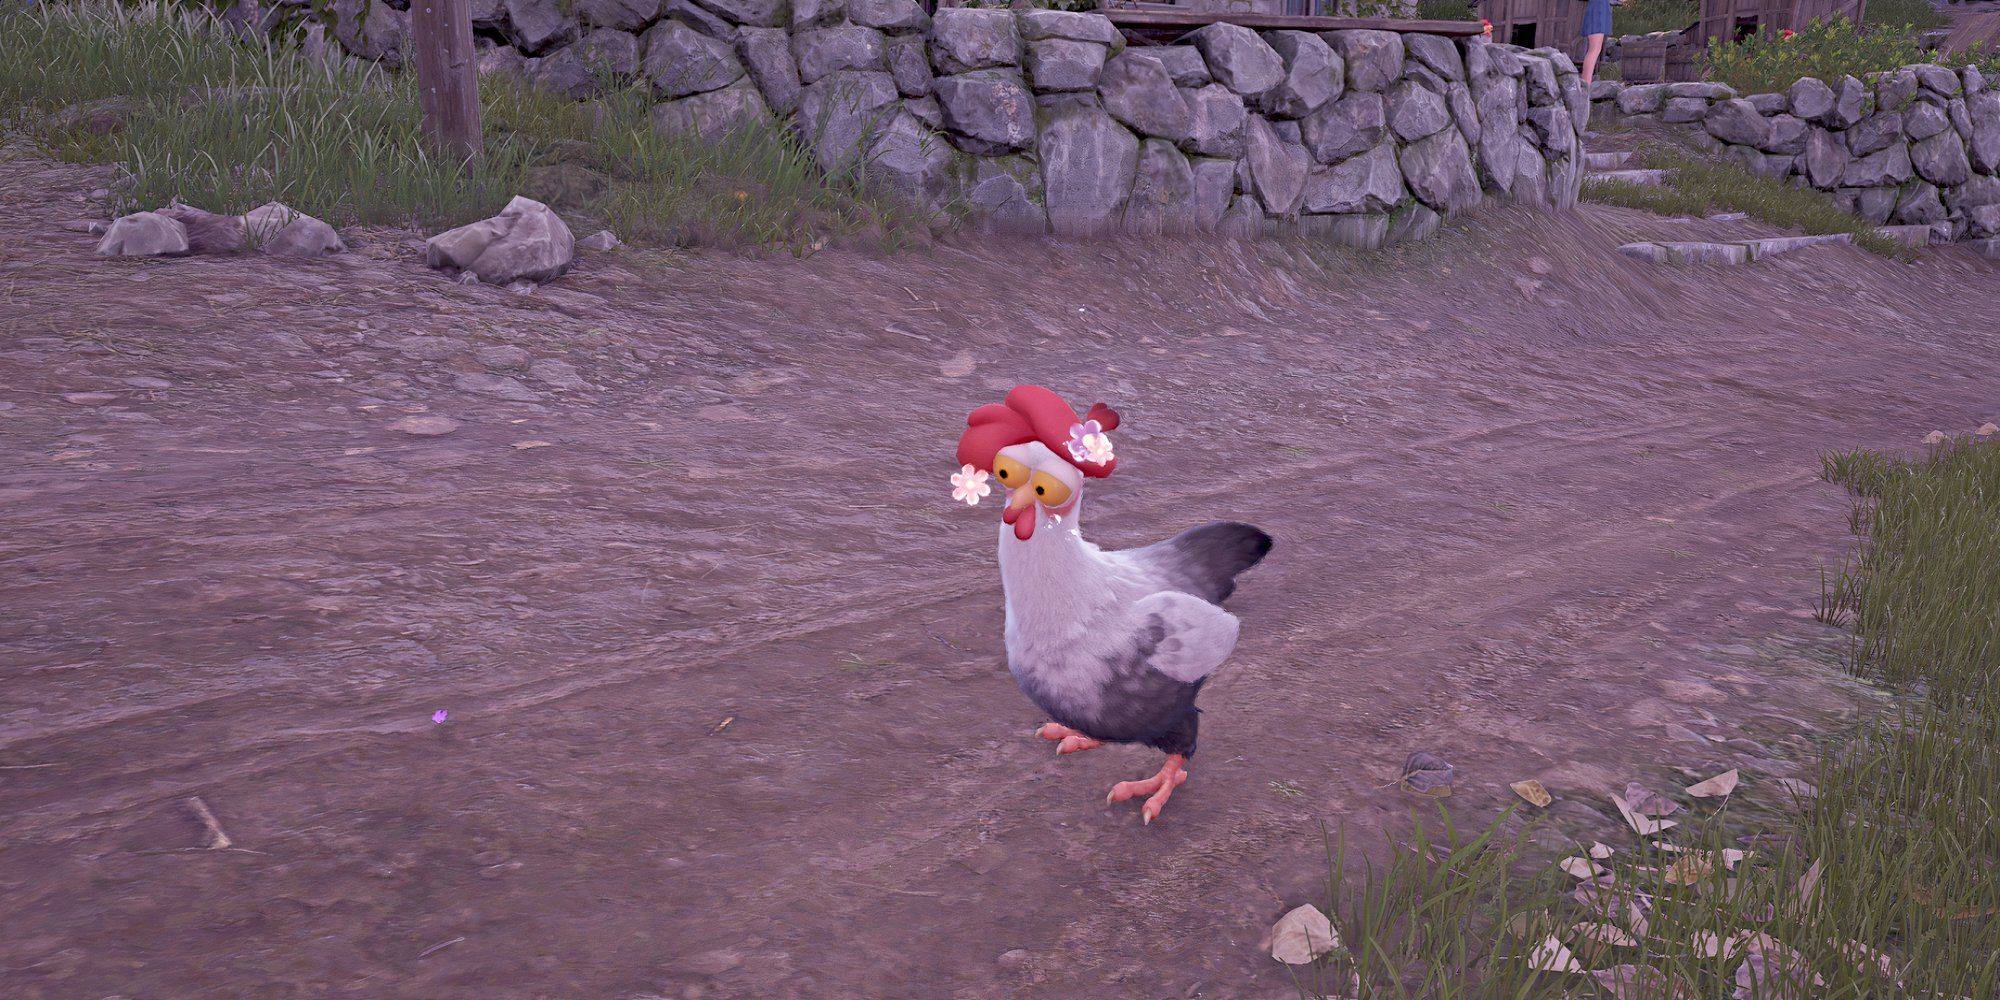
[954,385,1272,823]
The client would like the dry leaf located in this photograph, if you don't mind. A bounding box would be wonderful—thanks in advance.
[1922,430,1948,445]
[1590,841,1615,859]
[512,440,553,449]
[1399,751,1454,798]
[1526,935,1583,973]
[1591,964,1674,999]
[1693,930,1737,960]
[1835,938,1895,980]
[1623,781,1682,817]
[1771,778,1818,804]
[1664,854,1714,886]
[1720,848,1748,870]
[1978,422,1998,437]
[1560,856,1605,879]
[1573,921,1639,947]
[1612,793,1679,837]
[939,352,975,378]
[1510,779,1552,808]
[1685,769,1739,799]
[1503,911,1554,939]
[1269,904,1341,965]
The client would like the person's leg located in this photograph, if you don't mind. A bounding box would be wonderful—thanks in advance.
[1583,33,1606,84]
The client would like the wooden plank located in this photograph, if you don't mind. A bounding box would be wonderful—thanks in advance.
[410,0,484,162]
[1103,8,1488,36]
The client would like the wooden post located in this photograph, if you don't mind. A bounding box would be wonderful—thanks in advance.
[410,0,484,162]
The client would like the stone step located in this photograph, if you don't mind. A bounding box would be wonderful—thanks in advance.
[1619,233,1856,265]
[1873,223,1952,247]
[1585,151,1634,170]
[1979,237,2000,261]
[1743,234,1853,259]
[1590,168,1671,186]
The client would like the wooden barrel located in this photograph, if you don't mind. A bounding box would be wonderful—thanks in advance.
[1619,36,1670,84]
[1665,39,1699,82]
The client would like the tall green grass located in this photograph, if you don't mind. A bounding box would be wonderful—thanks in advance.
[1614,0,1698,38]
[1,1,922,247]
[1296,437,2000,997]
[1583,142,1900,256]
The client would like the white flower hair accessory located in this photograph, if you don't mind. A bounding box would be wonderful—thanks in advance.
[950,464,992,506]
[1066,420,1114,466]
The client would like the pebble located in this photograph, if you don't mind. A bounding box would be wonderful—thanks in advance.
[389,415,460,436]
[123,376,173,389]
[62,391,119,404]
[528,359,583,389]
[476,345,532,371]
[453,372,542,402]
[394,335,462,361]
[997,949,1030,968]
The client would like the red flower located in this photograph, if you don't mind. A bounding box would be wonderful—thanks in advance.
[1781,28,1795,39]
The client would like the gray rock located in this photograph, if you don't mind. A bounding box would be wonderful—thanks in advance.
[502,0,572,55]
[1839,142,1913,188]
[934,68,1036,153]
[904,94,942,129]
[1905,100,1949,141]
[660,0,737,39]
[1241,115,1310,216]
[1038,91,1100,116]
[1945,176,2000,214]
[793,25,886,85]
[864,112,955,207]
[1124,139,1196,234]
[1301,90,1385,164]
[1667,81,1734,101]
[425,196,574,284]
[1965,203,2000,239]
[1762,113,1808,155]
[1746,92,1788,115]
[1847,111,1905,157]
[796,70,899,171]
[455,373,543,402]
[477,45,529,79]
[1704,99,1770,147]
[1386,200,1441,244]
[643,19,743,97]
[1787,76,1835,122]
[1661,97,1708,123]
[1180,83,1248,158]
[1723,144,1793,180]
[930,8,1019,75]
[1963,65,1985,98]
[575,0,660,30]
[1039,107,1139,236]
[1525,103,1574,155]
[156,203,245,254]
[1473,72,1521,189]
[1218,193,1266,239]
[649,78,769,139]
[1801,127,1848,189]
[1894,181,1947,225]
[530,29,641,98]
[1969,92,2000,174]
[529,359,584,389]
[1262,31,1342,119]
[333,0,411,63]
[1841,187,1898,223]
[244,203,346,256]
[847,0,926,32]
[1509,141,1549,204]
[577,229,621,250]
[1302,141,1403,213]
[1911,129,1970,186]
[478,344,532,370]
[884,34,933,97]
[963,156,1047,235]
[738,27,804,114]
[1387,79,1450,141]
[1587,79,1621,103]
[1913,63,1959,98]
[1403,32,1463,82]
[690,0,787,27]
[1323,29,1402,93]
[1098,50,1191,141]
[1146,46,1210,88]
[1399,126,1480,214]
[1018,9,1121,48]
[1950,96,1974,145]
[1616,83,1667,116]
[1446,81,1480,147]
[791,0,842,29]
[1189,156,1236,230]
[1191,23,1284,97]
[96,212,188,256]
[1026,38,1105,92]
[1520,54,1559,107]
[1830,75,1866,128]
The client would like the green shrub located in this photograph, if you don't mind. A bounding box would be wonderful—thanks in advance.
[1706,17,2000,96]
[1414,0,1477,21]
[1613,0,1697,37]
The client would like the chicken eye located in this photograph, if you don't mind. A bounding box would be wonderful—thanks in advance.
[993,456,1029,485]
[1029,472,1072,508]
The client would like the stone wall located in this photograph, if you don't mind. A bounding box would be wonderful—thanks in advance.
[303,3,1587,245]
[1591,66,2000,241]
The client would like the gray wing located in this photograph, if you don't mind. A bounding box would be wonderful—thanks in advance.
[1117,521,1273,603]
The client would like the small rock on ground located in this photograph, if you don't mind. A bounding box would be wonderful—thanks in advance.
[390,415,461,436]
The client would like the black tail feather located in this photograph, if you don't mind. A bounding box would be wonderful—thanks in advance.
[1130,521,1273,603]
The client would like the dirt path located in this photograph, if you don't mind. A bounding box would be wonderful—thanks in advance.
[3,149,1997,998]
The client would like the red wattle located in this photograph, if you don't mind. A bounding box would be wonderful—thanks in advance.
[1007,507,1035,540]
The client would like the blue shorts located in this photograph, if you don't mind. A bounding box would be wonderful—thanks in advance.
[1582,0,1612,37]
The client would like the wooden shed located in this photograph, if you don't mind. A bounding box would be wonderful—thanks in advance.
[1480,0,1581,51]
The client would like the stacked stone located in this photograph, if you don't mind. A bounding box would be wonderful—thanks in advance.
[1595,65,2000,240]
[309,5,1586,242]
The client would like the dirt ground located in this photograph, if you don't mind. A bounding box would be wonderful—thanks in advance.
[2,147,1997,999]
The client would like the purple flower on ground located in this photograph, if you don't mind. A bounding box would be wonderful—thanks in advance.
[432,710,448,724]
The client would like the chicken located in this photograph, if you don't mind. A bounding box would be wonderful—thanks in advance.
[953,385,1272,824]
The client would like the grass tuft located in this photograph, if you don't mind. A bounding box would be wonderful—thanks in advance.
[2,1,924,248]
[1583,143,1901,256]
[1297,437,2000,998]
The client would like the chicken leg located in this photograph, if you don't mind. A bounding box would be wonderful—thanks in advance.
[1037,722,1103,755]
[1106,754,1188,825]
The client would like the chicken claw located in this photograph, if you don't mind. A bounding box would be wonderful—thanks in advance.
[1036,722,1103,755]
[1106,754,1188,825]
